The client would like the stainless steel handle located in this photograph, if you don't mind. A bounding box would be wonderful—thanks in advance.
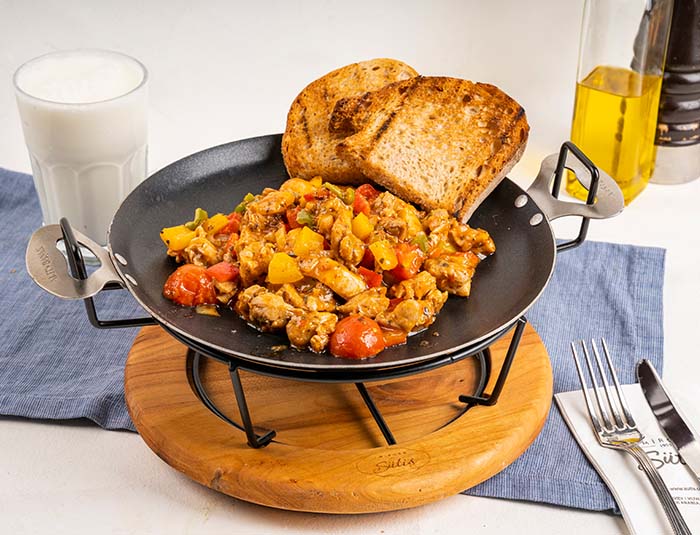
[25,224,124,300]
[527,150,624,222]
[626,444,692,535]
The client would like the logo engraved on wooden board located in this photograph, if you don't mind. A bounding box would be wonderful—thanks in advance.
[356,448,430,477]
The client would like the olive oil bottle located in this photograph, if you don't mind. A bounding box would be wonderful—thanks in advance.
[568,0,673,205]
[568,65,663,204]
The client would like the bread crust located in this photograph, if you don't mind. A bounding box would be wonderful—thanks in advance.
[333,76,529,221]
[282,59,418,184]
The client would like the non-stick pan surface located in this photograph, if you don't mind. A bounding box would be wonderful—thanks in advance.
[109,134,556,370]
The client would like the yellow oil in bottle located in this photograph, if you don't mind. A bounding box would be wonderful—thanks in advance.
[567,65,663,204]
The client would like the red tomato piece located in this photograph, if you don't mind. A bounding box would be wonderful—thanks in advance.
[163,264,217,306]
[353,192,371,216]
[330,315,386,359]
[286,206,302,229]
[388,242,426,281]
[220,212,242,235]
[356,184,380,202]
[206,262,240,282]
[381,327,408,348]
[358,266,382,288]
[360,247,375,269]
[387,297,403,311]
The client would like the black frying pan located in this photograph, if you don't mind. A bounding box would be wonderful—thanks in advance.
[26,134,623,370]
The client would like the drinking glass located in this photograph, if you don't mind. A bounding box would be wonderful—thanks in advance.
[14,49,148,246]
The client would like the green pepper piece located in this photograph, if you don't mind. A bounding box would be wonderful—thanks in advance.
[234,192,256,213]
[343,188,355,206]
[296,209,315,228]
[324,183,344,199]
[411,232,429,253]
[184,207,209,230]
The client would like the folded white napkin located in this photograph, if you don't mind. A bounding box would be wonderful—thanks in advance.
[556,385,700,535]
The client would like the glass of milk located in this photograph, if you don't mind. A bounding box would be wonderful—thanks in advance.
[14,49,148,247]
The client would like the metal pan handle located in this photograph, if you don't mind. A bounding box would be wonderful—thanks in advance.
[527,141,624,251]
[26,222,123,300]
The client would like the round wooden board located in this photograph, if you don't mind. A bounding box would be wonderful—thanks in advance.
[124,324,552,514]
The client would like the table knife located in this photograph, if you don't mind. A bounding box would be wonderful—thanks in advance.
[637,359,700,483]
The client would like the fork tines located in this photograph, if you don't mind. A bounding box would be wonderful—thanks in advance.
[570,338,636,434]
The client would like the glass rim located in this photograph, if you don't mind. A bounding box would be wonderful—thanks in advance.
[13,48,148,107]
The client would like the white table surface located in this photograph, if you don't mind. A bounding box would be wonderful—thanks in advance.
[1,1,699,533]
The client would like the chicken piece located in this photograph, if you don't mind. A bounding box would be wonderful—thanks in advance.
[373,191,424,241]
[277,283,306,309]
[301,281,337,312]
[376,299,435,332]
[390,271,439,300]
[286,311,338,352]
[298,255,367,300]
[449,221,496,256]
[423,288,449,314]
[237,208,284,249]
[425,209,452,235]
[247,190,295,216]
[337,287,390,318]
[183,226,222,267]
[424,252,480,296]
[235,287,294,332]
[237,241,275,286]
[234,285,268,318]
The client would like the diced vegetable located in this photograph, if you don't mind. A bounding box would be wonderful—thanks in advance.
[296,209,315,228]
[293,226,325,257]
[344,188,355,206]
[381,327,408,348]
[358,266,382,288]
[330,315,385,359]
[206,262,240,282]
[324,183,345,199]
[353,192,370,216]
[160,225,196,251]
[389,242,426,281]
[196,304,220,317]
[219,212,242,235]
[203,213,229,235]
[184,207,208,230]
[411,232,429,253]
[369,240,398,271]
[360,247,375,269]
[429,241,457,258]
[356,184,381,202]
[286,206,302,229]
[267,252,304,284]
[234,192,255,213]
[401,208,424,237]
[163,264,216,306]
[351,212,374,241]
[310,176,323,188]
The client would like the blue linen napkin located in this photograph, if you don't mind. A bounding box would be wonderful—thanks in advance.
[0,167,664,512]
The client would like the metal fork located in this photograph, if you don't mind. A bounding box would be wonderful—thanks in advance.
[571,339,691,535]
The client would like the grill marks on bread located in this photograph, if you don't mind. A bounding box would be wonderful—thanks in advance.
[331,76,529,221]
[282,59,418,184]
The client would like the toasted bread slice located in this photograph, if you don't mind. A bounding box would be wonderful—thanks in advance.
[282,59,418,184]
[333,76,529,221]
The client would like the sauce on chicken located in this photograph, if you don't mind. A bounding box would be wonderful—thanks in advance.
[160,177,495,359]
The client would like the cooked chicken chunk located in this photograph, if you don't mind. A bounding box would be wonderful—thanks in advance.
[286,312,338,352]
[424,252,480,296]
[247,190,295,216]
[337,287,390,318]
[298,255,367,300]
[450,222,496,256]
[238,241,275,286]
[235,286,294,331]
[376,299,435,332]
[390,271,438,300]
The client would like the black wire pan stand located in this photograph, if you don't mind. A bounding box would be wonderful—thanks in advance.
[57,141,597,449]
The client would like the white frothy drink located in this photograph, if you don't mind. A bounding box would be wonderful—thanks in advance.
[14,49,148,246]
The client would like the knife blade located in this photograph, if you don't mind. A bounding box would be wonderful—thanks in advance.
[637,359,700,483]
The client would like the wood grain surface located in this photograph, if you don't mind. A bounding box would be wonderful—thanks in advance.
[124,323,552,513]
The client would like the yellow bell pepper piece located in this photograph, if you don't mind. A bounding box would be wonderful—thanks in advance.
[351,212,374,241]
[203,213,229,235]
[293,226,325,257]
[310,176,323,188]
[369,240,398,270]
[267,252,304,284]
[400,207,424,237]
[160,225,196,251]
